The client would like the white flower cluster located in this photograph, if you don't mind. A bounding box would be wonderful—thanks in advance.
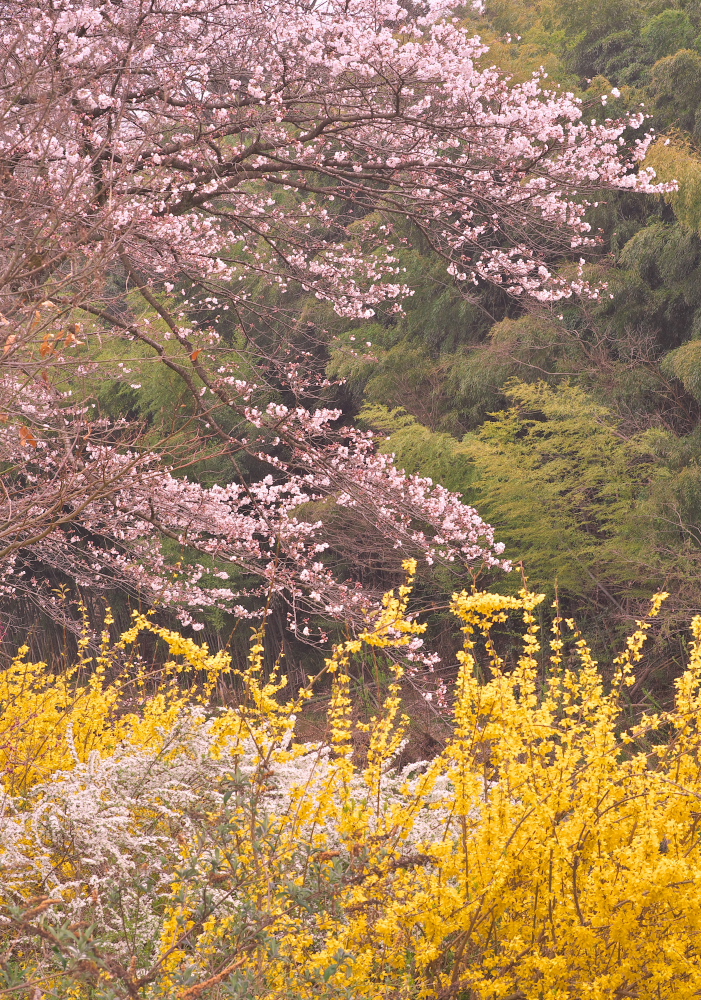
[0,709,466,974]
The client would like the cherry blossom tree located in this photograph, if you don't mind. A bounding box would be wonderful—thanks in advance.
[0,0,671,636]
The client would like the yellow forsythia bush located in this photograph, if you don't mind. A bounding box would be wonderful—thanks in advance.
[3,568,701,999]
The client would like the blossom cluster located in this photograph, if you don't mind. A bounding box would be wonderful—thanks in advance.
[0,0,673,640]
[0,0,671,331]
[0,374,506,639]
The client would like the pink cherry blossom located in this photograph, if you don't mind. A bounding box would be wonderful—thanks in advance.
[0,0,671,644]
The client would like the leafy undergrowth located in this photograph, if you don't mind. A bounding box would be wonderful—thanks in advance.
[2,568,701,999]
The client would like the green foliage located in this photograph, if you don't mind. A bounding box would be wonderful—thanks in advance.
[555,0,651,41]
[476,0,577,87]
[642,9,697,60]
[554,0,659,81]
[326,243,498,432]
[441,314,569,427]
[359,404,476,495]
[661,337,701,398]
[646,139,701,232]
[649,48,701,134]
[642,423,701,529]
[336,341,457,432]
[617,219,701,285]
[596,221,701,357]
[463,381,655,599]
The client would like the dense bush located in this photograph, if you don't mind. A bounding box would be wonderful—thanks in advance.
[3,573,701,998]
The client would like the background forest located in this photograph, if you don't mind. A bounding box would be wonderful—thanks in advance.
[327,0,701,696]
[343,0,701,677]
[350,0,701,684]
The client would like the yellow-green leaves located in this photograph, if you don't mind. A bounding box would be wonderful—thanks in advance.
[646,137,701,233]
